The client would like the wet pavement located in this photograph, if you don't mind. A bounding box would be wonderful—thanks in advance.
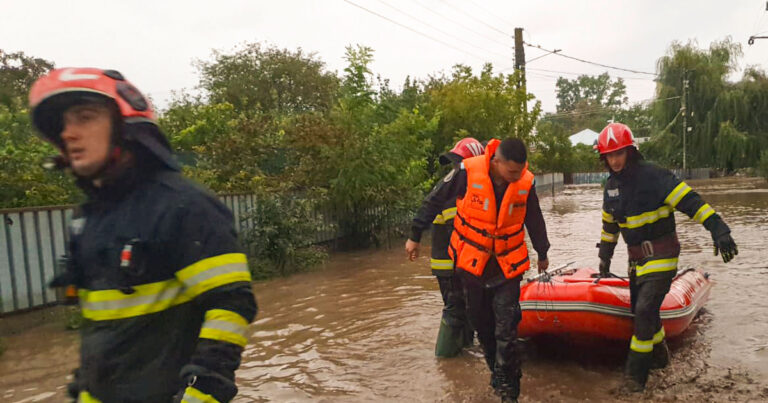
[1,177,767,402]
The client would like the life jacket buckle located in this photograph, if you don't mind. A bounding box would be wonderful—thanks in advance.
[641,240,654,258]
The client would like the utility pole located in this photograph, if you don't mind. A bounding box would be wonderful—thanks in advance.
[514,27,526,133]
[681,70,689,177]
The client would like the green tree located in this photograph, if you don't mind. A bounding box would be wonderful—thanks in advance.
[0,50,55,109]
[646,38,757,170]
[426,64,541,168]
[197,43,339,115]
[0,51,76,209]
[555,72,628,113]
[531,120,574,173]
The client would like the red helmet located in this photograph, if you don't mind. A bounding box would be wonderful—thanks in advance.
[595,123,636,154]
[439,137,484,165]
[29,68,178,170]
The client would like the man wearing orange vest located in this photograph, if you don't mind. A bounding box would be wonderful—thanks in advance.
[406,138,550,402]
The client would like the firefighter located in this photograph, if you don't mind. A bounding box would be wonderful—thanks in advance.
[429,138,484,357]
[30,67,258,402]
[595,122,737,392]
[406,138,549,402]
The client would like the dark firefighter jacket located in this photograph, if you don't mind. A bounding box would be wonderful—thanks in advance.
[598,160,731,278]
[61,162,257,403]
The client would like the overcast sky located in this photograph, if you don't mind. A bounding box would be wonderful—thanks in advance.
[4,0,767,113]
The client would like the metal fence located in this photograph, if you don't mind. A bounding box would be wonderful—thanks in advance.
[571,168,710,185]
[0,172,564,315]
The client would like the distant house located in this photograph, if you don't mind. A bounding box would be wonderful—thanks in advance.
[635,137,650,145]
[569,128,599,147]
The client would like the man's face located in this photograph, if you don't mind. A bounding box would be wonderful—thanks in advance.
[60,104,113,177]
[605,148,628,173]
[491,151,525,183]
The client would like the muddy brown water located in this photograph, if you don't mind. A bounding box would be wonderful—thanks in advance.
[1,177,767,402]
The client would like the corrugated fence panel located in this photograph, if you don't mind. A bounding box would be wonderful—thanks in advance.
[0,214,15,313]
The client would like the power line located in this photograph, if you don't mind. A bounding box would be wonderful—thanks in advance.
[342,0,489,61]
[410,0,513,51]
[523,42,658,76]
[371,0,510,60]
[464,0,516,30]
[527,67,656,81]
[443,0,512,39]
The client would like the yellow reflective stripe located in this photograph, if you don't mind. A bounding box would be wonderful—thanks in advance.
[181,386,220,403]
[601,210,615,223]
[619,205,673,229]
[79,254,251,321]
[664,182,692,208]
[630,335,654,353]
[79,279,190,321]
[441,207,457,220]
[199,309,249,347]
[78,391,102,403]
[432,207,457,224]
[652,327,666,344]
[636,257,678,277]
[601,230,619,243]
[430,258,454,270]
[693,204,715,224]
[176,253,252,298]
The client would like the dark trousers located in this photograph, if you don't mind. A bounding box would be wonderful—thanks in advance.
[629,269,674,347]
[626,267,674,385]
[437,276,468,327]
[463,274,522,395]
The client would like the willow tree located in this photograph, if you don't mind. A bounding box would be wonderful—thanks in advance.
[647,38,768,170]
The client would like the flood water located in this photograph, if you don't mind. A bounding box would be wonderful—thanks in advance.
[1,177,767,402]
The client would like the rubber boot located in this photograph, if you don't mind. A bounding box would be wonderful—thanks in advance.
[494,371,520,402]
[462,324,475,348]
[650,340,670,370]
[434,318,464,358]
[621,350,651,393]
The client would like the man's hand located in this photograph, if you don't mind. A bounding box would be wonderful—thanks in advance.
[713,233,738,263]
[537,258,549,274]
[405,239,420,261]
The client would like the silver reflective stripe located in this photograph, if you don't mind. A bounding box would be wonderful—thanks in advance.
[183,263,249,288]
[483,198,489,211]
[508,203,513,215]
[202,319,247,337]
[472,183,483,189]
[82,285,183,311]
[181,394,206,403]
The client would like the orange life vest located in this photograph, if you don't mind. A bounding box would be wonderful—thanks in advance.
[449,139,534,279]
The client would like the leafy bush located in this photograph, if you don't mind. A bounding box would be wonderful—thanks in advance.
[242,190,328,279]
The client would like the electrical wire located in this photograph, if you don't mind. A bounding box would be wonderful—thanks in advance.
[443,0,512,38]
[410,0,513,50]
[342,0,490,61]
[523,42,658,76]
[371,0,510,60]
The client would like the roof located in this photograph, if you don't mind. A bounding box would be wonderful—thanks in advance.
[569,128,600,146]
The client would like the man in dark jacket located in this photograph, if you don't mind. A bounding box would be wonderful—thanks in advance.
[595,123,737,392]
[29,68,258,402]
[406,138,549,402]
[429,138,484,357]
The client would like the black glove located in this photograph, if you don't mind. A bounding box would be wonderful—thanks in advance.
[599,259,611,277]
[713,233,738,263]
[50,255,76,288]
[705,216,738,263]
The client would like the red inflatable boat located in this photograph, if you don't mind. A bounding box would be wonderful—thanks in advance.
[518,265,711,341]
